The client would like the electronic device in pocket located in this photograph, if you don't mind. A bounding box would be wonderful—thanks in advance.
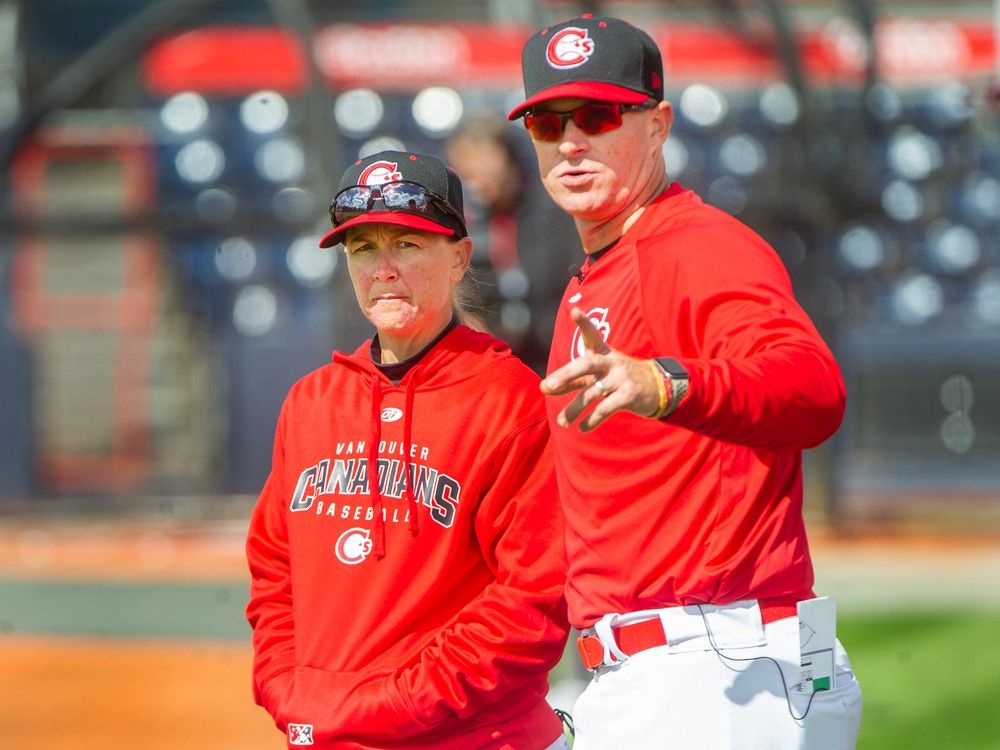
[797,596,837,693]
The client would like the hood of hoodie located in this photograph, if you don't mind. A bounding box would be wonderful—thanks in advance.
[331,324,513,388]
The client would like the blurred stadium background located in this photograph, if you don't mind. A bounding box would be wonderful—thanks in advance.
[0,0,999,748]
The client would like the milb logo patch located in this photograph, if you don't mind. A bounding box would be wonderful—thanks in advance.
[289,723,314,745]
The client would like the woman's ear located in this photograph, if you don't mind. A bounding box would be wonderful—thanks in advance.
[451,236,473,282]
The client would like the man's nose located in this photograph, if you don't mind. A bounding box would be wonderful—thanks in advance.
[559,120,590,155]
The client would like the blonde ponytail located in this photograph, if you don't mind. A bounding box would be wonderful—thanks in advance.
[452,265,490,333]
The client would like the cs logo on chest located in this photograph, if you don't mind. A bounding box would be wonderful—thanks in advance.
[335,527,373,565]
[571,307,611,360]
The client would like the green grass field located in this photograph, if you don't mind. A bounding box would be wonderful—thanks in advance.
[841,610,1000,750]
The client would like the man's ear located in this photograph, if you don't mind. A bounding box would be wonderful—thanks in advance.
[650,99,674,145]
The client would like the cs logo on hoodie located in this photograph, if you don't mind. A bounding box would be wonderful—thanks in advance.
[336,527,373,565]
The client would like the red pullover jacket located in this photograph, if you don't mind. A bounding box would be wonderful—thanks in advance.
[547,183,846,629]
[246,325,569,749]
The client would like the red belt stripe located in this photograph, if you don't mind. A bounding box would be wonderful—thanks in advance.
[576,601,799,671]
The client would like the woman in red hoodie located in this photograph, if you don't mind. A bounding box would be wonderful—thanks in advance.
[246,150,571,750]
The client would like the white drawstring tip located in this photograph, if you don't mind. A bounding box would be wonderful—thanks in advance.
[593,612,629,667]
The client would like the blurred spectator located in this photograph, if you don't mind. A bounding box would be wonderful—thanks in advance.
[446,114,579,374]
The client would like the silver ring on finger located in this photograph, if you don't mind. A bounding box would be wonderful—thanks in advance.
[593,379,608,397]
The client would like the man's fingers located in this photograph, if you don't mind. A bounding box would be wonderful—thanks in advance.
[561,389,624,431]
[570,307,611,355]
[541,352,605,395]
[540,308,611,397]
[579,400,613,432]
[557,390,589,428]
[546,350,663,430]
[557,380,610,426]
[541,372,592,396]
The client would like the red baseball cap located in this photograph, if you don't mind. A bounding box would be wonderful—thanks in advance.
[320,150,467,249]
[507,15,664,121]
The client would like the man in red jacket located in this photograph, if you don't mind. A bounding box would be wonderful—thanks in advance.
[508,14,862,749]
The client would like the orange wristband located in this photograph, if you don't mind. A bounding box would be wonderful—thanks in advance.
[646,360,671,419]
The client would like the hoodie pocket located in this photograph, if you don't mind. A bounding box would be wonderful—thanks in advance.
[285,664,431,744]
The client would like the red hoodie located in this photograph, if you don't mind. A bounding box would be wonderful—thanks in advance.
[547,183,846,629]
[246,325,569,749]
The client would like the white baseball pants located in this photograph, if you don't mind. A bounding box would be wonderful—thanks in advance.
[570,603,862,750]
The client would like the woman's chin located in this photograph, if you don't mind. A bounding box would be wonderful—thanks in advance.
[367,302,416,329]
[371,318,409,334]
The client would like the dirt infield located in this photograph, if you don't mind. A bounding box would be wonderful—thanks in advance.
[0,520,278,749]
[0,636,279,750]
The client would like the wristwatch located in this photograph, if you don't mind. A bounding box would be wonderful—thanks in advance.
[651,357,689,419]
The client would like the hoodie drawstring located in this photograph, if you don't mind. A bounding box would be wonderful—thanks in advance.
[367,374,422,560]
[402,377,419,536]
[368,377,386,559]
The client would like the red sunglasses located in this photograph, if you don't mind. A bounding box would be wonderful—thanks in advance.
[522,100,657,142]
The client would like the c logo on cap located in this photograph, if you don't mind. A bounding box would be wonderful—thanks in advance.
[359,161,403,186]
[546,27,595,69]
